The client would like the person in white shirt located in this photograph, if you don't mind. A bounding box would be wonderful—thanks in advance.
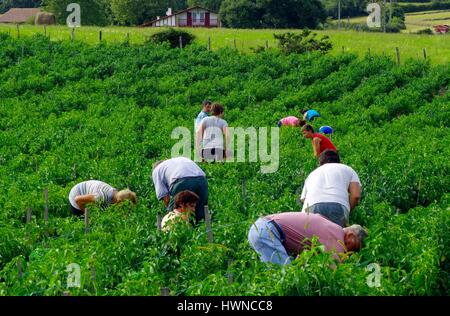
[196,103,229,162]
[69,180,137,216]
[161,191,199,232]
[152,157,208,223]
[300,150,361,227]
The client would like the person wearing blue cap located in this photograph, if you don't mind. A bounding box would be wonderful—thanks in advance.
[301,109,320,122]
[319,126,333,140]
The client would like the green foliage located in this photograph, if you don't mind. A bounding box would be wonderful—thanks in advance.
[110,0,187,26]
[220,0,327,29]
[274,29,332,55]
[42,0,112,26]
[0,33,448,296]
[148,28,195,48]
[416,28,434,35]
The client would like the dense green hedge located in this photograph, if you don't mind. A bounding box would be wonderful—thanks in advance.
[0,33,448,295]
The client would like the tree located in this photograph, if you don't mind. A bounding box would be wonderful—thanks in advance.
[42,0,112,26]
[220,0,326,29]
[0,0,42,14]
[110,0,187,26]
[219,0,261,28]
[187,0,223,11]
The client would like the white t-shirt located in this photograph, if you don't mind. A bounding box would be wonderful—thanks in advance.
[161,210,188,232]
[69,180,115,210]
[300,163,361,213]
[200,116,228,150]
[152,157,206,200]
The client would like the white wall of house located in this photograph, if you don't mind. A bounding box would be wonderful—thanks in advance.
[151,9,219,27]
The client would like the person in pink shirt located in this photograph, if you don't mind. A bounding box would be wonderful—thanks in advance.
[277,116,306,127]
[248,212,367,265]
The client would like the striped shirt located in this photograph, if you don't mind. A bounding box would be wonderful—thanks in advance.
[69,180,115,210]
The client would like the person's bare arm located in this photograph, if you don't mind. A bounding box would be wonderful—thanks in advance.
[223,126,230,159]
[163,195,170,207]
[195,123,204,159]
[349,182,361,211]
[312,137,321,157]
[74,194,96,211]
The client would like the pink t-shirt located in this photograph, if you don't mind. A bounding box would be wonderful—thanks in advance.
[280,116,300,126]
[265,212,345,260]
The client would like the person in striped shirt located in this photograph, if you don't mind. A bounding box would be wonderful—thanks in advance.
[68,180,137,215]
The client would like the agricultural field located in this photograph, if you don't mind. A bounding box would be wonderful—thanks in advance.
[405,9,450,31]
[0,24,449,64]
[337,9,450,33]
[0,32,449,296]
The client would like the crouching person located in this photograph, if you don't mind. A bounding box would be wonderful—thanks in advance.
[161,191,199,232]
[69,180,137,215]
[248,212,367,265]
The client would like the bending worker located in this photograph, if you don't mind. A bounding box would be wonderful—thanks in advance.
[248,211,367,265]
[152,157,208,223]
[302,124,337,158]
[300,150,361,227]
[69,180,137,216]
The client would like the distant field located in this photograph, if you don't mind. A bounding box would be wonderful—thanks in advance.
[0,24,449,64]
[332,9,449,32]
[405,9,450,30]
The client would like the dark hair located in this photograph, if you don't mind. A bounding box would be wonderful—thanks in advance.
[301,124,314,132]
[319,150,340,165]
[202,99,212,107]
[299,120,307,127]
[174,191,199,209]
[211,103,224,116]
[300,109,308,114]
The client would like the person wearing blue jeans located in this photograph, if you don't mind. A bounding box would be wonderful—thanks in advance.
[248,212,368,266]
[248,217,292,265]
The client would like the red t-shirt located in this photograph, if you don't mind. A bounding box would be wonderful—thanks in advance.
[313,133,336,155]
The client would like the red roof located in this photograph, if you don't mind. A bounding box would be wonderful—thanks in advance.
[141,6,216,27]
[0,8,41,23]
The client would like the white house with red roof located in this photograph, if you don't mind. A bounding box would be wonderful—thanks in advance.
[142,6,220,28]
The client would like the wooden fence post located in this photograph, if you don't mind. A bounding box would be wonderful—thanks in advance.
[265,40,269,49]
[234,38,237,50]
[44,26,47,37]
[26,208,32,223]
[204,205,213,243]
[17,259,23,279]
[227,259,234,285]
[423,48,427,60]
[368,48,371,57]
[126,32,130,44]
[157,214,162,231]
[396,47,401,65]
[179,35,183,49]
[16,23,19,39]
[71,28,75,42]
[44,188,49,224]
[160,287,170,296]
[99,30,102,43]
[208,36,211,51]
[84,208,89,234]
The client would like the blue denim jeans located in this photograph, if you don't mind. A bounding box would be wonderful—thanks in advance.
[307,202,349,227]
[248,217,291,265]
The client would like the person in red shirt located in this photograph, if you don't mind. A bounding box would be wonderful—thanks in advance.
[302,124,337,158]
